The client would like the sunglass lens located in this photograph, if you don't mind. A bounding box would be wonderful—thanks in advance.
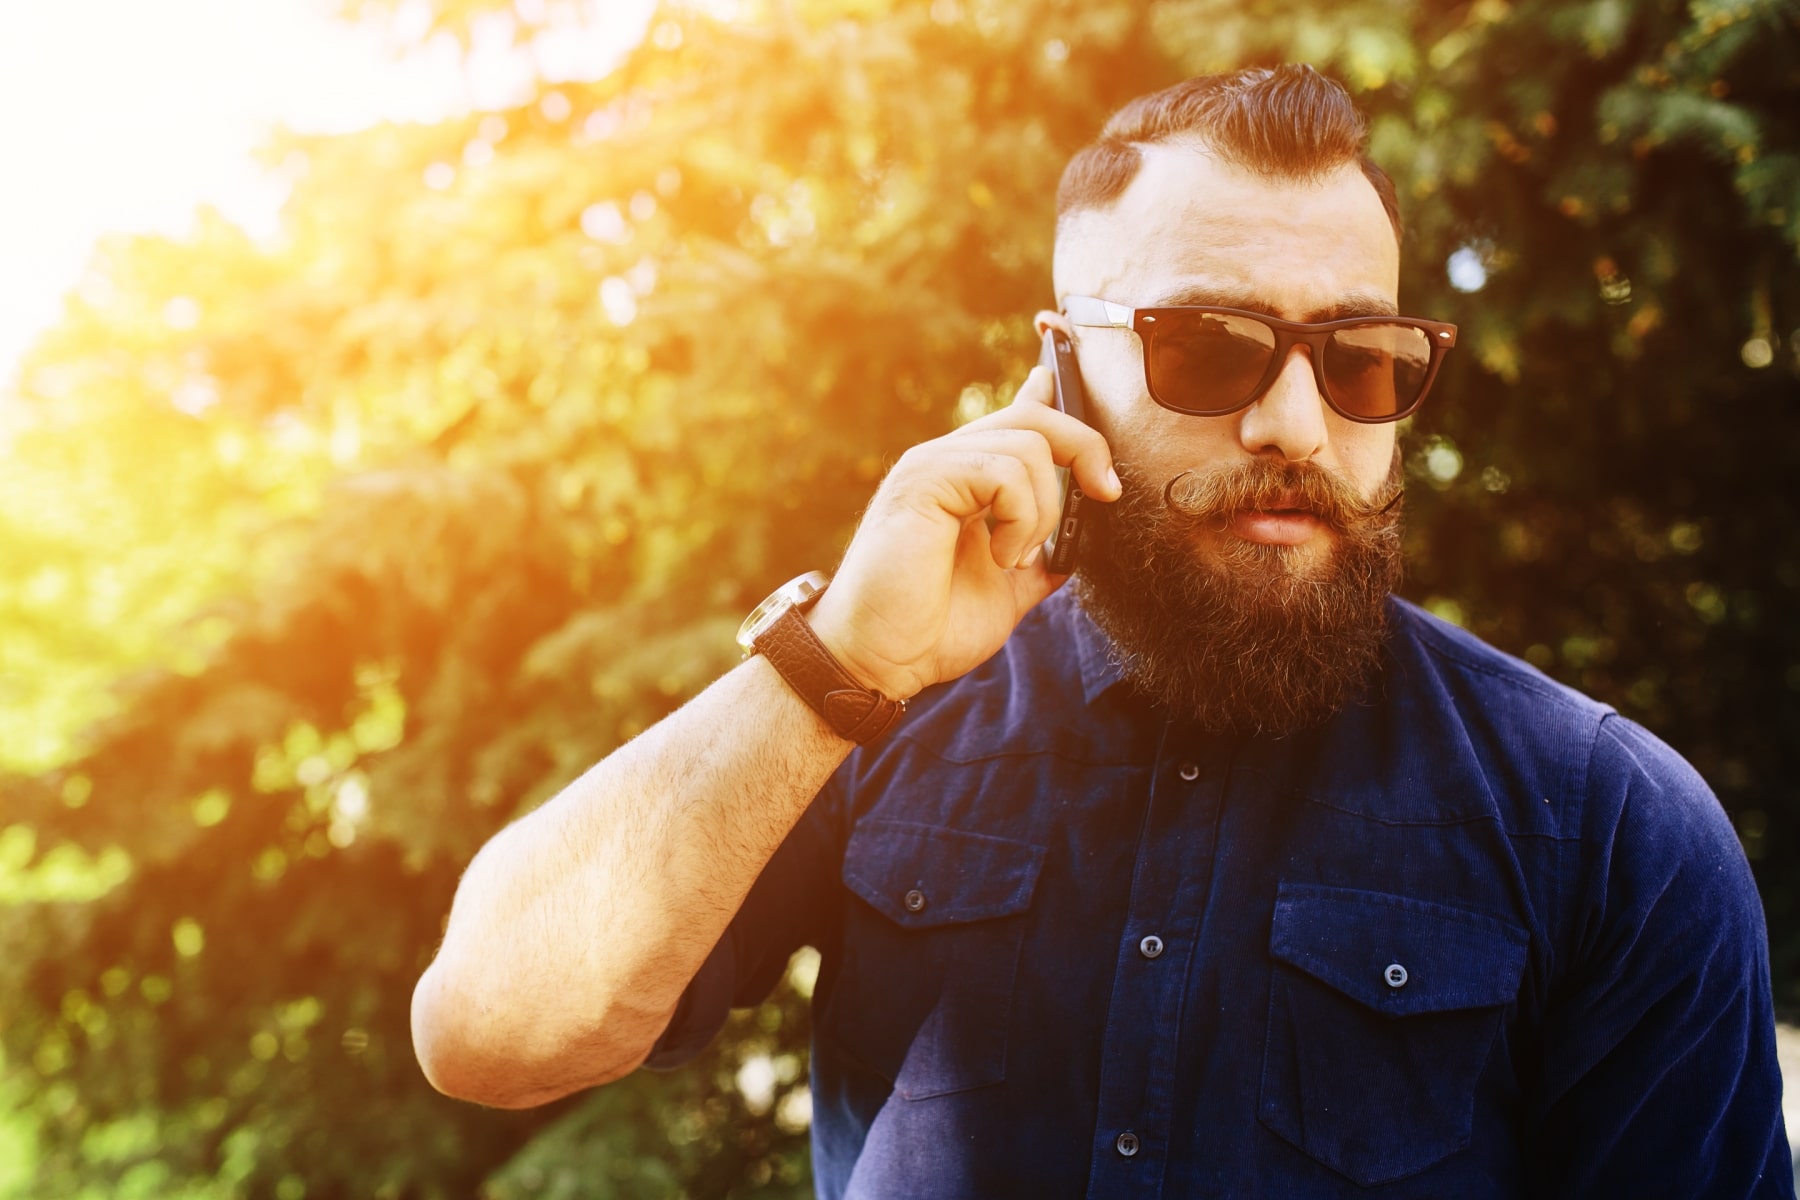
[1146,313,1276,414]
[1322,324,1432,419]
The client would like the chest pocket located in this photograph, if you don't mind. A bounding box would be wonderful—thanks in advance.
[1259,882,1527,1186]
[820,819,1045,1100]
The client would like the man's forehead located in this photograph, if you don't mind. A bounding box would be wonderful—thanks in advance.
[1052,140,1400,314]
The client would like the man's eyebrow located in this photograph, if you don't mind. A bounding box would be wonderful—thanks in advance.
[1150,285,1400,321]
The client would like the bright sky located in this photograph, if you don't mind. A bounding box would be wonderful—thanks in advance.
[0,0,655,388]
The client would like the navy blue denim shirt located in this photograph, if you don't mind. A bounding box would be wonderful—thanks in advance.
[650,589,1792,1197]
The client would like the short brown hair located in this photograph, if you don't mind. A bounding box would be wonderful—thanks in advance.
[1056,65,1402,242]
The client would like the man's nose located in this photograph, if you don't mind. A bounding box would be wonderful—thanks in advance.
[1236,346,1327,463]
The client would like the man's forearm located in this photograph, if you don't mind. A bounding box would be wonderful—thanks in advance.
[410,652,852,1108]
[411,371,1117,1109]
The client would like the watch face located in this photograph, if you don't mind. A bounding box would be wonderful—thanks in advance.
[736,592,791,651]
[736,571,829,652]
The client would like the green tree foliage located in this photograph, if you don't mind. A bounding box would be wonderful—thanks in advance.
[1,0,1795,1194]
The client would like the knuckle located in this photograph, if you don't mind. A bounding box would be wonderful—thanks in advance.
[893,439,937,468]
[992,427,1053,468]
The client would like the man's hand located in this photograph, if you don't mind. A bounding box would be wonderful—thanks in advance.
[808,366,1120,701]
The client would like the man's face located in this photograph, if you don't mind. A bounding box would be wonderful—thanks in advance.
[1047,140,1401,565]
[1043,141,1408,734]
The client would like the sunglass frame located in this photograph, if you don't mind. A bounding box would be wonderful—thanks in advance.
[1061,294,1459,424]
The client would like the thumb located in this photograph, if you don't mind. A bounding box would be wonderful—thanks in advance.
[1008,551,1069,615]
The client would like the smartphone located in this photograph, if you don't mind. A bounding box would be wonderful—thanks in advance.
[1039,328,1093,574]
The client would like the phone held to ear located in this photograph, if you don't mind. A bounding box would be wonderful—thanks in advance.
[1039,328,1094,574]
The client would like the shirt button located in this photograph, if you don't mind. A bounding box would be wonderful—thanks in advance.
[1384,962,1408,988]
[903,888,927,913]
[1138,934,1164,959]
[1177,762,1199,782]
[1115,1130,1140,1157]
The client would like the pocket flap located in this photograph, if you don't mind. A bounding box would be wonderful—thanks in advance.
[1269,883,1526,1016]
[844,820,1045,928]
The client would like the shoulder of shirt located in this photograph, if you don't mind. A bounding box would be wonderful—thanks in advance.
[1380,598,1723,839]
[1414,622,1760,994]
[1386,596,1609,720]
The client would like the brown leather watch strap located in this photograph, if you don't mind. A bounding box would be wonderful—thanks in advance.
[757,607,905,744]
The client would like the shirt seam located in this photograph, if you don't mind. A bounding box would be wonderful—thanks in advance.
[1403,613,1614,718]
[1277,883,1531,938]
[1292,791,1573,838]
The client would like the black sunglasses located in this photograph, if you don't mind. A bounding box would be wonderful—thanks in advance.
[1062,295,1458,424]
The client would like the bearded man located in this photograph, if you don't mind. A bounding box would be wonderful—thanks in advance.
[411,66,1793,1197]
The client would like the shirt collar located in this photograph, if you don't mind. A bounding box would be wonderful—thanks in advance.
[1040,585,1129,707]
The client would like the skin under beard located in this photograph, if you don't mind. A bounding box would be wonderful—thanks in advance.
[1073,453,1404,736]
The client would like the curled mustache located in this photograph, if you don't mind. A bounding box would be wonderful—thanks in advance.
[1158,458,1403,534]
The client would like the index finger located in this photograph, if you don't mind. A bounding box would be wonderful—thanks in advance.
[957,369,1121,502]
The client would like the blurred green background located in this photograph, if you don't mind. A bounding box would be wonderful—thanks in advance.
[1,0,1796,1195]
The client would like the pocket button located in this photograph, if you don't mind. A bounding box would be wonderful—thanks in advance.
[903,888,927,913]
[1384,963,1408,988]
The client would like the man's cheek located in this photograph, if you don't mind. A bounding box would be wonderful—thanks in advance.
[1339,427,1400,500]
[1103,409,1206,480]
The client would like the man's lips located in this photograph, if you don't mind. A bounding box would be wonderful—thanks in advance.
[1214,486,1336,546]
[1227,508,1326,546]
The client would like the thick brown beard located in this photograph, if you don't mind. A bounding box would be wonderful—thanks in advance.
[1073,454,1404,736]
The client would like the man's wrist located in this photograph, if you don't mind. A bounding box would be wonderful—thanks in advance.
[802,593,909,699]
[739,574,906,745]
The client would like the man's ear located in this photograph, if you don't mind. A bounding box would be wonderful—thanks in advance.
[1034,309,1074,339]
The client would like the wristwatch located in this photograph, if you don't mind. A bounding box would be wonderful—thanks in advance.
[737,571,906,744]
